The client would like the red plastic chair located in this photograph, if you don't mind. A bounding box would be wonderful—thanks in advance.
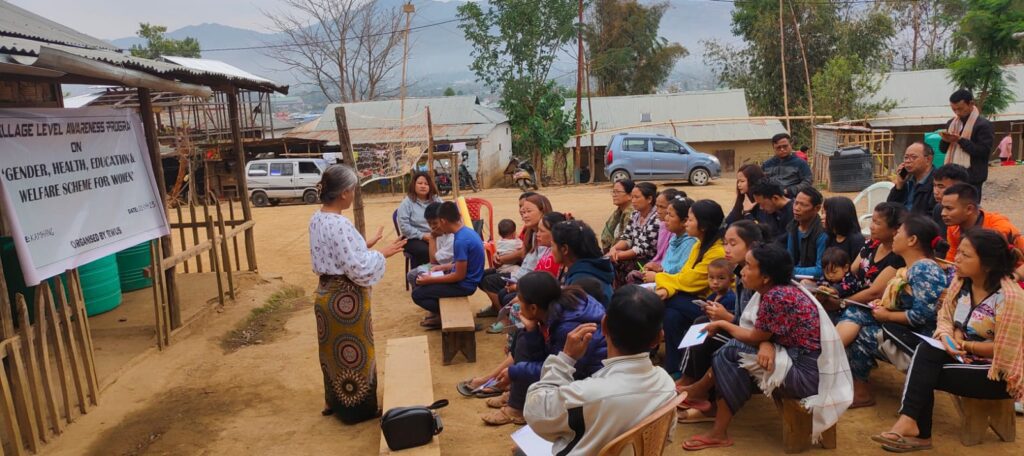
[465,197,496,267]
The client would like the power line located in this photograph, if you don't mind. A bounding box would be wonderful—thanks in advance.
[195,18,461,53]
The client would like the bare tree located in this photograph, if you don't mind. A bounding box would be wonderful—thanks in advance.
[264,0,405,103]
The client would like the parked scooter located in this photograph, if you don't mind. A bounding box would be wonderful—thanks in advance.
[511,158,538,191]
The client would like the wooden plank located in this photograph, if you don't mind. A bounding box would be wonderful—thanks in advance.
[214,200,235,300]
[176,204,189,273]
[32,287,63,435]
[206,217,226,308]
[439,297,475,332]
[66,273,99,406]
[159,239,214,271]
[0,350,26,456]
[15,296,48,442]
[41,284,73,425]
[379,336,439,456]
[224,219,255,241]
[226,89,258,272]
[51,279,89,415]
[0,281,14,339]
[6,339,41,452]
[227,200,241,270]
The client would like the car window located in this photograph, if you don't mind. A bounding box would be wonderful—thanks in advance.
[652,139,682,153]
[269,162,294,176]
[248,163,268,176]
[622,138,649,152]
[298,161,321,175]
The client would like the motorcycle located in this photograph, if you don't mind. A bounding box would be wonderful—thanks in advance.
[511,158,538,191]
[457,151,480,192]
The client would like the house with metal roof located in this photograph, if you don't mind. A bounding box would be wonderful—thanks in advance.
[287,96,512,188]
[565,90,789,174]
[863,65,1023,161]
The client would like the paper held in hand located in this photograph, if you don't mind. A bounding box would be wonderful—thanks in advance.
[678,322,711,349]
[511,425,554,456]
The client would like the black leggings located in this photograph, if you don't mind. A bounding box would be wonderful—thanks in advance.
[404,239,430,268]
[899,343,1009,438]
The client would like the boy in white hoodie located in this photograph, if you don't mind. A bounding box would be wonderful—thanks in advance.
[524,285,677,455]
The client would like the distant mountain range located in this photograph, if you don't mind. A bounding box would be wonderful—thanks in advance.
[108,0,738,102]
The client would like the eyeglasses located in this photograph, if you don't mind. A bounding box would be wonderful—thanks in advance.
[611,190,626,196]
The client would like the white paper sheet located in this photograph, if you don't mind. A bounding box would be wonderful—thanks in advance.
[512,425,554,456]
[678,323,711,349]
[914,333,964,362]
[640,283,657,290]
[429,270,444,278]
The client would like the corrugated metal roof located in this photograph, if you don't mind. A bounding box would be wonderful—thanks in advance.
[866,65,1024,128]
[0,3,287,94]
[288,96,508,144]
[62,91,102,108]
[0,1,116,51]
[161,55,276,85]
[563,90,787,146]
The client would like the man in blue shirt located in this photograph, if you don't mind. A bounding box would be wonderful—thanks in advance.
[762,133,812,198]
[412,201,485,329]
[786,187,828,279]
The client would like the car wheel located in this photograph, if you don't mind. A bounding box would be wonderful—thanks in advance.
[610,169,631,182]
[269,199,281,206]
[251,192,269,207]
[302,189,319,205]
[689,168,711,186]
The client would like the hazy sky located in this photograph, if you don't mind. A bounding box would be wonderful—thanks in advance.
[9,1,468,39]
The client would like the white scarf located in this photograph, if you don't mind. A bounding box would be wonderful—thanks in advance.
[945,106,979,168]
[737,285,853,443]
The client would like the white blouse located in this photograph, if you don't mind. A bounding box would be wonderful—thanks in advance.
[308,211,386,287]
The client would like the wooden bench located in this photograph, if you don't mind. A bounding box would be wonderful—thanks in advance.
[379,336,440,456]
[774,397,837,454]
[951,396,1016,446]
[439,296,476,365]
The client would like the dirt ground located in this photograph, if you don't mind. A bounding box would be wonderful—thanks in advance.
[41,168,1024,455]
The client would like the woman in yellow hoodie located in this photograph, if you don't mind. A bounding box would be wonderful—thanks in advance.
[645,199,726,375]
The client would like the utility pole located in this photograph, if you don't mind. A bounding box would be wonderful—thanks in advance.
[574,0,584,184]
[400,2,414,118]
[789,1,813,153]
[778,0,791,132]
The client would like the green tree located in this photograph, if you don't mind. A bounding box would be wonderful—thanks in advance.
[585,0,688,95]
[129,23,201,59]
[948,0,1024,115]
[704,1,895,139]
[458,0,577,180]
[882,0,967,70]
[811,55,896,122]
[443,87,456,96]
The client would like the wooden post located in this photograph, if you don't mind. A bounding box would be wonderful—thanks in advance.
[426,107,435,180]
[574,0,584,184]
[453,151,461,200]
[778,0,791,132]
[789,1,815,154]
[226,88,258,272]
[334,106,366,236]
[585,58,597,184]
[138,87,182,329]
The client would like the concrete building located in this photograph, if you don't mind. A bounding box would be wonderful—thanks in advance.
[564,90,788,176]
[286,96,512,188]
[864,65,1024,161]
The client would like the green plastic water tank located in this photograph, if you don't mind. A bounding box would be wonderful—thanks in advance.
[79,255,122,316]
[116,242,153,291]
[925,131,945,168]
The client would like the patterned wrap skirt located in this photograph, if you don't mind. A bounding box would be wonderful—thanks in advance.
[315,274,378,424]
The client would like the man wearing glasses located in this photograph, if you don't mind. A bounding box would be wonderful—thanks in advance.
[762,132,812,198]
[886,142,935,216]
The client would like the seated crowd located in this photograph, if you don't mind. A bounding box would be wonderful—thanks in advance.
[396,147,1024,454]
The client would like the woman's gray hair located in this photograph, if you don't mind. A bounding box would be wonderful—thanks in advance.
[319,164,358,203]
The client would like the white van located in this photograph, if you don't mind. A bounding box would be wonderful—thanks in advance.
[246,158,327,206]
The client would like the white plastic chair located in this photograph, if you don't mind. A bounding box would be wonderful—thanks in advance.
[852,181,895,235]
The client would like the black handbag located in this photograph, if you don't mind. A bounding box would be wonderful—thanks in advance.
[381,399,449,451]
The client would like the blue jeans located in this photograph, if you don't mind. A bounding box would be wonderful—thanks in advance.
[662,293,705,374]
[411,283,474,314]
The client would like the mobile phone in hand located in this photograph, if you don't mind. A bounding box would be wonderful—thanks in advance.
[693,300,709,309]
[898,167,909,179]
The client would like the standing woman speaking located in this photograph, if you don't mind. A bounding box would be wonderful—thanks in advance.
[309,165,406,424]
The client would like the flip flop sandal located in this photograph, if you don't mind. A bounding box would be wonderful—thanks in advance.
[882,441,933,453]
[476,307,498,318]
[682,435,733,451]
[473,386,504,399]
[419,317,441,330]
[486,393,509,409]
[677,398,712,413]
[480,407,526,426]
[870,432,905,446]
[456,379,476,397]
[486,321,506,334]
[872,433,932,452]
[677,408,715,423]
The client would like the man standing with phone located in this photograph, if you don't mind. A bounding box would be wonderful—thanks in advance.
[939,89,994,200]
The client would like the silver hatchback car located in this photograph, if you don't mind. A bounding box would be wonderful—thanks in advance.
[603,133,721,185]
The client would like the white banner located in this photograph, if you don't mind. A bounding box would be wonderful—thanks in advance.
[0,107,170,285]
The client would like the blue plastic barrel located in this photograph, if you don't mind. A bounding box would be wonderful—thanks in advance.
[116,242,153,291]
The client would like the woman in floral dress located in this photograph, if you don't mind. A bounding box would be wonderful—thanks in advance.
[308,165,406,424]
